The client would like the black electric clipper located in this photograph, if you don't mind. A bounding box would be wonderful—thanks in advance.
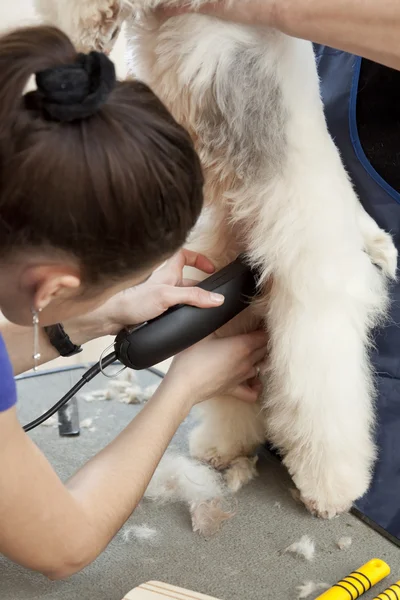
[23,256,258,432]
[114,255,258,370]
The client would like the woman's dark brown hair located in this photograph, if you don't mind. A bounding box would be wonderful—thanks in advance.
[0,26,204,284]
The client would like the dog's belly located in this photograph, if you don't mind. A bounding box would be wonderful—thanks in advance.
[128,14,274,209]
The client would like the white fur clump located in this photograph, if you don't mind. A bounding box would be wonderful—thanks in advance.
[40,415,58,427]
[80,370,161,404]
[145,453,226,505]
[285,536,316,561]
[145,453,234,537]
[115,384,144,404]
[81,389,111,402]
[297,582,330,599]
[337,536,352,550]
[122,524,158,542]
[116,383,160,404]
[80,418,93,428]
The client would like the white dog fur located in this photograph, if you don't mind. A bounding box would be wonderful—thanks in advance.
[34,0,398,518]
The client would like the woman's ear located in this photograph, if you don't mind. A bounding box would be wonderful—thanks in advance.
[21,264,82,311]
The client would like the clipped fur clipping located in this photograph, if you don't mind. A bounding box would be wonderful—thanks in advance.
[81,370,160,404]
[144,453,234,537]
[122,524,158,543]
[337,536,352,550]
[297,581,330,598]
[191,499,236,539]
[285,535,315,561]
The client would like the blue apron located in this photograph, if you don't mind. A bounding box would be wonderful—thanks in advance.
[314,46,400,544]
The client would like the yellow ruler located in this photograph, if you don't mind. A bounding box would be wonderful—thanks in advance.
[123,581,220,600]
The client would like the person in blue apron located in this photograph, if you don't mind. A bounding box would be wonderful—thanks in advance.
[174,0,400,543]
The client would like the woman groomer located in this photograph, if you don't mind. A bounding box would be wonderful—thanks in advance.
[0,25,266,579]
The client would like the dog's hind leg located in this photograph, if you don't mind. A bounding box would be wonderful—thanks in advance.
[246,40,391,517]
[357,204,398,279]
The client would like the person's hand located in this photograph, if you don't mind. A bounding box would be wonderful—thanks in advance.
[64,249,224,343]
[164,329,268,407]
[160,0,280,29]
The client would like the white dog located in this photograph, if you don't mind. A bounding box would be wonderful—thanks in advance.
[35,0,398,518]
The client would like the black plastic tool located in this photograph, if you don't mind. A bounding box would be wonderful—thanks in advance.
[23,256,257,432]
[115,255,258,370]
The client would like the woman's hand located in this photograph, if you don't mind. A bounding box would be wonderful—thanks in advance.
[164,329,268,407]
[65,249,224,342]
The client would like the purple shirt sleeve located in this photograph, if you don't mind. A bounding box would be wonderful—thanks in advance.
[0,335,17,412]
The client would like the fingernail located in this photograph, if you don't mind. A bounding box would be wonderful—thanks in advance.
[211,293,224,304]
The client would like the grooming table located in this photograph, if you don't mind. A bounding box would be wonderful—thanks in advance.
[124,582,219,600]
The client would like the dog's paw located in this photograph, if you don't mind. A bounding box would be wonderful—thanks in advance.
[300,495,352,520]
[224,456,258,492]
[284,444,373,520]
[189,443,234,471]
[364,228,398,280]
[189,424,240,470]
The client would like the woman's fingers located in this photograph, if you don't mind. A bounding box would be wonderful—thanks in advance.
[251,347,268,366]
[161,284,224,309]
[152,250,215,286]
[179,249,216,274]
[238,329,268,354]
[231,380,263,403]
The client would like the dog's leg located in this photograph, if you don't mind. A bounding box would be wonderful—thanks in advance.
[357,204,398,279]
[188,304,266,492]
[246,39,392,517]
[190,394,265,493]
[185,207,266,492]
[262,254,383,518]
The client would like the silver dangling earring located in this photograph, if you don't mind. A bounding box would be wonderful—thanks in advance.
[32,307,42,372]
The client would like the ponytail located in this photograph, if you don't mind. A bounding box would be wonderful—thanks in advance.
[0,26,76,135]
[0,25,203,284]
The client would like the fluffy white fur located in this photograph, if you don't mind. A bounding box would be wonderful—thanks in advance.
[144,452,234,536]
[297,581,330,599]
[144,453,227,505]
[122,523,158,542]
[337,536,352,550]
[35,0,398,518]
[284,535,315,561]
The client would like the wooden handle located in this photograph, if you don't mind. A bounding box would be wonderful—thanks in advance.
[123,581,220,600]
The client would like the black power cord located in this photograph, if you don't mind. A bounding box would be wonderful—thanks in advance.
[22,351,117,432]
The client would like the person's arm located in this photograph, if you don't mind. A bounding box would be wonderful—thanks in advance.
[0,383,189,579]
[279,0,400,70]
[173,0,400,70]
[0,329,266,579]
